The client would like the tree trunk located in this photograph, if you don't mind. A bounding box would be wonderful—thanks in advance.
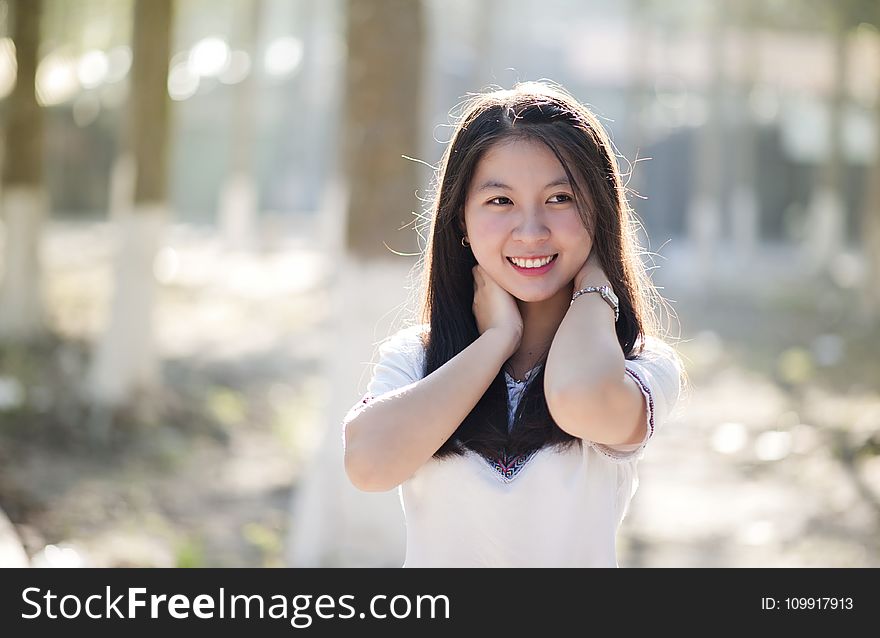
[129,0,173,206]
[342,0,423,260]
[805,13,847,275]
[686,0,724,290]
[218,0,261,251]
[623,0,651,233]
[287,0,425,567]
[0,0,47,342]
[730,5,760,262]
[860,68,880,319]
[89,0,173,408]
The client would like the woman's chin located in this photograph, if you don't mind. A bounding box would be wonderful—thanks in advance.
[512,289,559,304]
[508,281,575,304]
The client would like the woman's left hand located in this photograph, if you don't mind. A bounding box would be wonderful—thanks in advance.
[573,248,609,291]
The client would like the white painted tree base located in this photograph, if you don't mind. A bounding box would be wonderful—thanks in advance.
[862,200,880,318]
[218,172,258,251]
[109,153,136,221]
[88,205,165,407]
[805,188,845,274]
[285,254,421,567]
[0,506,28,567]
[0,186,47,340]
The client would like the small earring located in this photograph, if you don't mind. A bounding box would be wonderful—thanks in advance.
[461,236,470,248]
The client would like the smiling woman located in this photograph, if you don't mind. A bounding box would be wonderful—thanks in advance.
[342,81,687,568]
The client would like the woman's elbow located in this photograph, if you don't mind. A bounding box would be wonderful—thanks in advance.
[343,422,399,492]
[546,385,603,440]
[344,451,397,492]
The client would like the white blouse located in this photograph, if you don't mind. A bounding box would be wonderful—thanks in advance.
[345,324,683,568]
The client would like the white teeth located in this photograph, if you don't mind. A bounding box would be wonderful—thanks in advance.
[510,255,555,268]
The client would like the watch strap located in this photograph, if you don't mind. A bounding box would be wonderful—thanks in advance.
[570,285,620,322]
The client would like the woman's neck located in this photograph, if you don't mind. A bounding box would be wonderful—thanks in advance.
[506,283,573,378]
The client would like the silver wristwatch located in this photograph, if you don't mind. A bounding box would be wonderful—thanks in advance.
[570,284,619,322]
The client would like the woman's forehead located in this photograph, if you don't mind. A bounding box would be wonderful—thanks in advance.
[470,138,568,188]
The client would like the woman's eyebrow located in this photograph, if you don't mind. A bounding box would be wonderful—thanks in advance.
[475,180,512,192]
[475,177,570,192]
[544,177,571,189]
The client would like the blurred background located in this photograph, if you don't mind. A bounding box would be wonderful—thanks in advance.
[0,0,878,568]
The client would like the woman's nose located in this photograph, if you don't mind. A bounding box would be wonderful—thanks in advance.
[513,207,551,240]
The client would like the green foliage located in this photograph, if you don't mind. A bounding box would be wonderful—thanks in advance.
[242,521,283,568]
[175,534,205,568]
[206,386,247,427]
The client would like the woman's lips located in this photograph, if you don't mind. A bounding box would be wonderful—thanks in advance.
[506,254,558,276]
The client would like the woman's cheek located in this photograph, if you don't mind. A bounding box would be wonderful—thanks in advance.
[475,214,508,235]
[469,217,507,252]
[556,211,591,235]
[557,216,592,253]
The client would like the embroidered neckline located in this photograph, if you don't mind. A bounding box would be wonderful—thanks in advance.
[480,448,539,483]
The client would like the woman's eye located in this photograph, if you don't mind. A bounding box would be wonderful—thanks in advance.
[488,196,512,206]
[548,194,573,204]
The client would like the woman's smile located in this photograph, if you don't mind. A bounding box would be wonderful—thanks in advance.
[506,253,559,276]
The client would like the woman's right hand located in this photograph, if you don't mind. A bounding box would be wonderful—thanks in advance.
[472,264,523,354]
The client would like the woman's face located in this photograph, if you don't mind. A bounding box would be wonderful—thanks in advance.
[463,138,592,302]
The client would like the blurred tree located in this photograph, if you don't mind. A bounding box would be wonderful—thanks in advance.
[0,0,47,342]
[804,6,849,274]
[686,0,725,288]
[469,0,496,90]
[864,92,880,317]
[88,0,173,408]
[218,0,262,251]
[858,10,880,318]
[765,0,879,278]
[622,0,648,184]
[730,0,761,262]
[288,0,424,567]
[750,0,878,304]
[342,0,423,259]
[801,0,880,307]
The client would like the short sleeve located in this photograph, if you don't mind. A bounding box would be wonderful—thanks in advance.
[342,324,428,423]
[588,335,684,464]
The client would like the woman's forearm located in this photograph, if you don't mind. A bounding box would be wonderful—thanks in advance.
[344,327,517,492]
[544,278,625,439]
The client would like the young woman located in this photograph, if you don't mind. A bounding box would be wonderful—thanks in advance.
[343,81,686,567]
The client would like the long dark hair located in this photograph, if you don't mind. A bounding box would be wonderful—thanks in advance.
[413,81,671,461]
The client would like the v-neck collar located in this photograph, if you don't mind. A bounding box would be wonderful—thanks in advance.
[503,362,543,385]
[476,448,540,484]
